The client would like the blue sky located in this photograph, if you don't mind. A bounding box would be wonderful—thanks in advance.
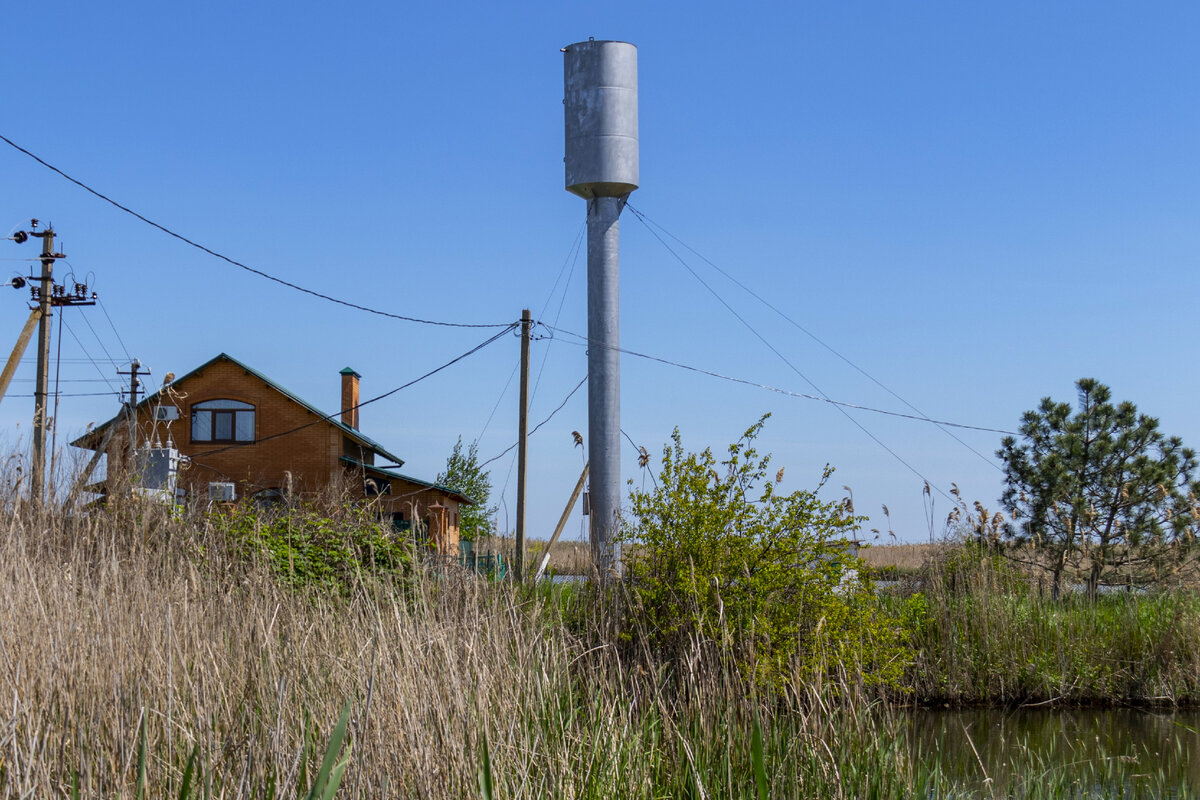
[2,2,1199,544]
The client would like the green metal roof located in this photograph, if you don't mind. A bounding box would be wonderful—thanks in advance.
[71,352,406,467]
[339,456,475,505]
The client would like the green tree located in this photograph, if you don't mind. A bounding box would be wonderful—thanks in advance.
[621,417,914,687]
[437,437,496,542]
[998,378,1200,599]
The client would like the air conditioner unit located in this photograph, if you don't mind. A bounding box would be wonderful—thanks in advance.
[154,406,180,421]
[208,482,236,502]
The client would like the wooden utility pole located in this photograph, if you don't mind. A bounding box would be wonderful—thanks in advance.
[68,357,142,509]
[118,359,147,450]
[0,309,42,404]
[7,221,94,504]
[29,224,59,504]
[67,406,126,509]
[515,309,531,582]
[532,461,589,583]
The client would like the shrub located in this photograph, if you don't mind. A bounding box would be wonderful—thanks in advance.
[214,499,412,593]
[620,417,913,687]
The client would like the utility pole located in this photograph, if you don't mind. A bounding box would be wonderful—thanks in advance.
[515,309,531,583]
[28,221,61,505]
[118,359,147,451]
[7,221,96,505]
[532,462,589,583]
[0,309,40,405]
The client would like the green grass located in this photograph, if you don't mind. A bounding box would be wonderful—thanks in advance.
[895,552,1200,706]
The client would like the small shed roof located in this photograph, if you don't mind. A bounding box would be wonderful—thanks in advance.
[340,456,475,505]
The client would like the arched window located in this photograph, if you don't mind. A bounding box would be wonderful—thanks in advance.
[191,399,255,443]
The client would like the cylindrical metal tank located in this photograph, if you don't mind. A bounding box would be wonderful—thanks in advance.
[564,39,639,199]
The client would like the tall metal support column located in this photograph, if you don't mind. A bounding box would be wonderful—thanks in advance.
[586,196,623,574]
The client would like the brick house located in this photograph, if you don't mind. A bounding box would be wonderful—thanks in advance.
[70,352,471,554]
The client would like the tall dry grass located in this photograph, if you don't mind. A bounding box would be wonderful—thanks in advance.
[3,473,1193,797]
[0,500,603,796]
[0,492,933,798]
[859,543,937,572]
[510,536,592,574]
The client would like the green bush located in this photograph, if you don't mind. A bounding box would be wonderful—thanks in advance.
[620,417,914,687]
[214,500,413,593]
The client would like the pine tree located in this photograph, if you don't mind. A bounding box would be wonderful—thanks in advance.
[998,379,1200,598]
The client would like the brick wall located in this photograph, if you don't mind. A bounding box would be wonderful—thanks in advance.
[127,358,336,497]
[95,356,465,546]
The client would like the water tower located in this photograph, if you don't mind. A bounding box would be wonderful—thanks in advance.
[563,39,638,576]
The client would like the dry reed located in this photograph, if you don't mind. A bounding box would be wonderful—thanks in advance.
[0,495,920,798]
[3,474,1188,796]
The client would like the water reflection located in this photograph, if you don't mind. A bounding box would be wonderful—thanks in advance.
[904,707,1200,795]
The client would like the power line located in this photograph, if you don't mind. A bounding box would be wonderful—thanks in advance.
[33,391,121,398]
[59,317,121,395]
[189,324,517,458]
[481,375,587,470]
[476,358,519,443]
[627,204,1004,473]
[16,358,123,364]
[625,220,953,501]
[530,224,584,393]
[0,132,512,330]
[97,298,132,363]
[528,223,584,405]
[77,307,121,370]
[543,326,1015,435]
[498,227,585,509]
[50,299,66,474]
[538,224,585,321]
[10,378,123,383]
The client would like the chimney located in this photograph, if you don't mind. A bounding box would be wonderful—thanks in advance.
[340,367,360,429]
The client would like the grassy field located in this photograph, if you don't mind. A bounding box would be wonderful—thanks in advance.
[899,550,1200,706]
[518,537,942,576]
[859,542,938,571]
[0,496,1195,797]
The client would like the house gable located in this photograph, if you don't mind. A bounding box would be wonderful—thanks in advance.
[72,353,405,467]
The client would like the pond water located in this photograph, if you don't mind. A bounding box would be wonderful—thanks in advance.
[904,707,1200,796]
